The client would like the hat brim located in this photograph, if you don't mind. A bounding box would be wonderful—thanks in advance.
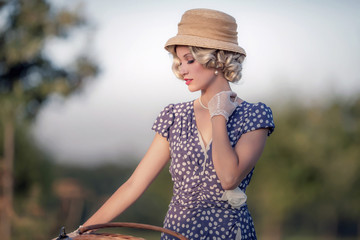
[165,34,246,56]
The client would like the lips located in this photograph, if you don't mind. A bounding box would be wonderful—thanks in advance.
[185,79,193,85]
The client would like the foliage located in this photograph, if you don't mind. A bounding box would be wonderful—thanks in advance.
[0,0,98,119]
[247,97,360,239]
[11,124,57,240]
[13,124,54,200]
[0,0,98,239]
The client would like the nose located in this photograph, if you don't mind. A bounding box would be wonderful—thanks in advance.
[179,64,188,77]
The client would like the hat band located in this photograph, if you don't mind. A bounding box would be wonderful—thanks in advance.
[177,21,238,45]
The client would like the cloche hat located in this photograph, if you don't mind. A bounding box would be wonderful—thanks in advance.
[165,8,246,55]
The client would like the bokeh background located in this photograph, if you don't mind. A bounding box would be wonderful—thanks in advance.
[0,0,359,239]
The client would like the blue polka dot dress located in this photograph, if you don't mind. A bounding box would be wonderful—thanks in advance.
[152,100,275,240]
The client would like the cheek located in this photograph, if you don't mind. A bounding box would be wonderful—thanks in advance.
[194,64,213,80]
[199,70,215,83]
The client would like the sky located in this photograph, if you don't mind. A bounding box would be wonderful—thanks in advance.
[32,0,360,165]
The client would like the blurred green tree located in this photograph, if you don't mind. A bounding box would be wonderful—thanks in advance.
[6,123,56,240]
[0,0,98,239]
[248,97,360,239]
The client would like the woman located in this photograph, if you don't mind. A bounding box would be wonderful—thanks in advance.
[70,8,274,240]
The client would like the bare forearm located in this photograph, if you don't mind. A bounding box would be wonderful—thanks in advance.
[211,116,240,189]
[83,179,145,226]
[81,133,170,227]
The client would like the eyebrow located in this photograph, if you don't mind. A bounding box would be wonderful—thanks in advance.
[183,53,193,58]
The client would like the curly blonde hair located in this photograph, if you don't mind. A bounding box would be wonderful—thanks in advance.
[167,46,246,83]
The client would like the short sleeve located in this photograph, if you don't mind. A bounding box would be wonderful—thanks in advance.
[242,102,275,136]
[151,104,175,140]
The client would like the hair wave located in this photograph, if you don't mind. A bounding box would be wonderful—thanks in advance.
[168,46,246,83]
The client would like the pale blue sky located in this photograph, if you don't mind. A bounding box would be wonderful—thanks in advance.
[33,0,360,165]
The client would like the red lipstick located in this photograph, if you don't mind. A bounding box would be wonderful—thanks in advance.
[185,79,192,85]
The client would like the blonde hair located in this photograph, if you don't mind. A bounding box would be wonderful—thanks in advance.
[168,45,246,83]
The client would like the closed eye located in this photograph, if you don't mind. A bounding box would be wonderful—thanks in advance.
[179,59,195,66]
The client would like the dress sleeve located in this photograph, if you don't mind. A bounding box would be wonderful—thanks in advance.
[151,104,175,140]
[241,102,275,136]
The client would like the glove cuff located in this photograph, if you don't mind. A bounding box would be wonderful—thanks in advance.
[210,110,229,121]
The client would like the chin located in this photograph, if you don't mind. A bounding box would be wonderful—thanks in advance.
[187,86,201,92]
[188,83,207,92]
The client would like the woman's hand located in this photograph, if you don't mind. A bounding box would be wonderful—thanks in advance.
[51,226,81,240]
[65,229,80,238]
[208,91,238,121]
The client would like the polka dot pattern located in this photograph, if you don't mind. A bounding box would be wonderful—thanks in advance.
[152,100,275,240]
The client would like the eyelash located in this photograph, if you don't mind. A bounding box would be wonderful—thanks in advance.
[180,59,195,66]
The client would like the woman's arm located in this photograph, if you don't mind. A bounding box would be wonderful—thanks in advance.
[211,116,268,190]
[83,133,170,226]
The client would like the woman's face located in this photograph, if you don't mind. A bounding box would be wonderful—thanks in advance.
[176,46,217,92]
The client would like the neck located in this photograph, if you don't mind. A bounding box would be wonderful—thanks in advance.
[200,77,231,104]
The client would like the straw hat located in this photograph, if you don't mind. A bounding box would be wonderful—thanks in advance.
[165,8,246,55]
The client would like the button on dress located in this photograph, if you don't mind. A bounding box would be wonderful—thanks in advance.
[152,100,275,240]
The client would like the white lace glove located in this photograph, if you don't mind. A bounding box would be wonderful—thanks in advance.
[208,91,238,121]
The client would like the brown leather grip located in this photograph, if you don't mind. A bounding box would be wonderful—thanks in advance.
[79,222,189,240]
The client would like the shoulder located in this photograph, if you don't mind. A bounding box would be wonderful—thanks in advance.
[236,101,273,117]
[233,100,275,136]
[152,100,194,140]
[240,101,272,117]
[157,100,194,116]
[172,100,194,110]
